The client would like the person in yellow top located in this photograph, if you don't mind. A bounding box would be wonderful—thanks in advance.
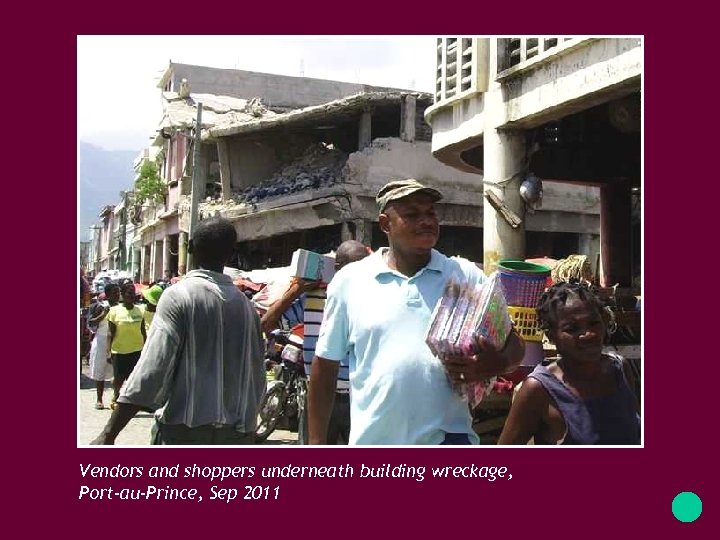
[142,285,164,330]
[107,282,146,409]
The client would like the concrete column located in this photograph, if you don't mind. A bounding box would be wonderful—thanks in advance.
[482,40,526,273]
[355,220,372,247]
[341,222,353,242]
[578,233,601,281]
[154,240,164,281]
[139,245,145,282]
[482,131,526,272]
[95,231,102,275]
[474,39,490,93]
[163,236,171,279]
[143,245,151,283]
[132,249,141,281]
[600,179,632,287]
[400,95,416,142]
[340,220,373,246]
[578,233,600,259]
[178,231,188,275]
[216,138,232,201]
[149,240,157,281]
[358,110,372,150]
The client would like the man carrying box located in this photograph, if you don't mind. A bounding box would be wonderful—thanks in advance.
[298,240,369,444]
[260,241,370,444]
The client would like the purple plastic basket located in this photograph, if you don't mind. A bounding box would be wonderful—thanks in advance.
[497,260,550,308]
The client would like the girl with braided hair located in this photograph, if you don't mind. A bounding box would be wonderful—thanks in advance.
[498,280,640,445]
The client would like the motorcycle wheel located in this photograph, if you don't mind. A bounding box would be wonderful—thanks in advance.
[255,383,285,442]
[296,378,309,445]
[283,374,303,433]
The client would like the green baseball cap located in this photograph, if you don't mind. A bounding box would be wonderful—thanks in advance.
[143,285,164,306]
[376,179,443,212]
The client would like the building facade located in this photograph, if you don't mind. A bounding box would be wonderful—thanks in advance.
[89,205,116,275]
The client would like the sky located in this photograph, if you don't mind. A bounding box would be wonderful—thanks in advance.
[77,35,438,151]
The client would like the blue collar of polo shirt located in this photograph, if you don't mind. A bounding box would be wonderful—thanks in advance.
[371,248,444,279]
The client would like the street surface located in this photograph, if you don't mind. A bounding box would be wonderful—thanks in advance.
[78,360,298,446]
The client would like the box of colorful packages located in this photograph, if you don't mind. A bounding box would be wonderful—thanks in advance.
[425,272,513,407]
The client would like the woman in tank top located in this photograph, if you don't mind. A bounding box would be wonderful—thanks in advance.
[498,281,640,445]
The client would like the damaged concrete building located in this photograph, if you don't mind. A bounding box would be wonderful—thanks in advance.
[134,63,434,280]
[195,90,492,269]
[132,91,267,280]
[131,61,604,281]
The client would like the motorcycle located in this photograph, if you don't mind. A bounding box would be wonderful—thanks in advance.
[255,327,308,442]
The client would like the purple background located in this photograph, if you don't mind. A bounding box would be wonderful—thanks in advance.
[7,9,715,537]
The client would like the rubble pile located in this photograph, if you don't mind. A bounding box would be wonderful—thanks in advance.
[235,143,348,205]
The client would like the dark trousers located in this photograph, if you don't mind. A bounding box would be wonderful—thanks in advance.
[440,432,472,445]
[327,392,351,445]
[112,351,141,381]
[297,392,350,445]
[151,420,256,445]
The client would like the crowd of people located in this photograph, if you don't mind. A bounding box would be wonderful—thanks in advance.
[83,280,166,410]
[83,178,640,446]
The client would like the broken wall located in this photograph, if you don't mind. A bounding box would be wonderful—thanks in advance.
[232,200,345,242]
[167,63,406,111]
[536,181,600,215]
[226,138,281,191]
[225,132,321,192]
[415,102,433,141]
[344,137,484,199]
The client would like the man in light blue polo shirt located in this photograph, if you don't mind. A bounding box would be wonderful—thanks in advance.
[308,179,524,445]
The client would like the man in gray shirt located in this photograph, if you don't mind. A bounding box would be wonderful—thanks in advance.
[92,217,265,445]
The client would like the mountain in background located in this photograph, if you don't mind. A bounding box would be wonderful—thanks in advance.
[79,142,139,241]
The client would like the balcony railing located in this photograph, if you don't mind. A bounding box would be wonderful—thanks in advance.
[496,37,593,79]
[435,37,476,102]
